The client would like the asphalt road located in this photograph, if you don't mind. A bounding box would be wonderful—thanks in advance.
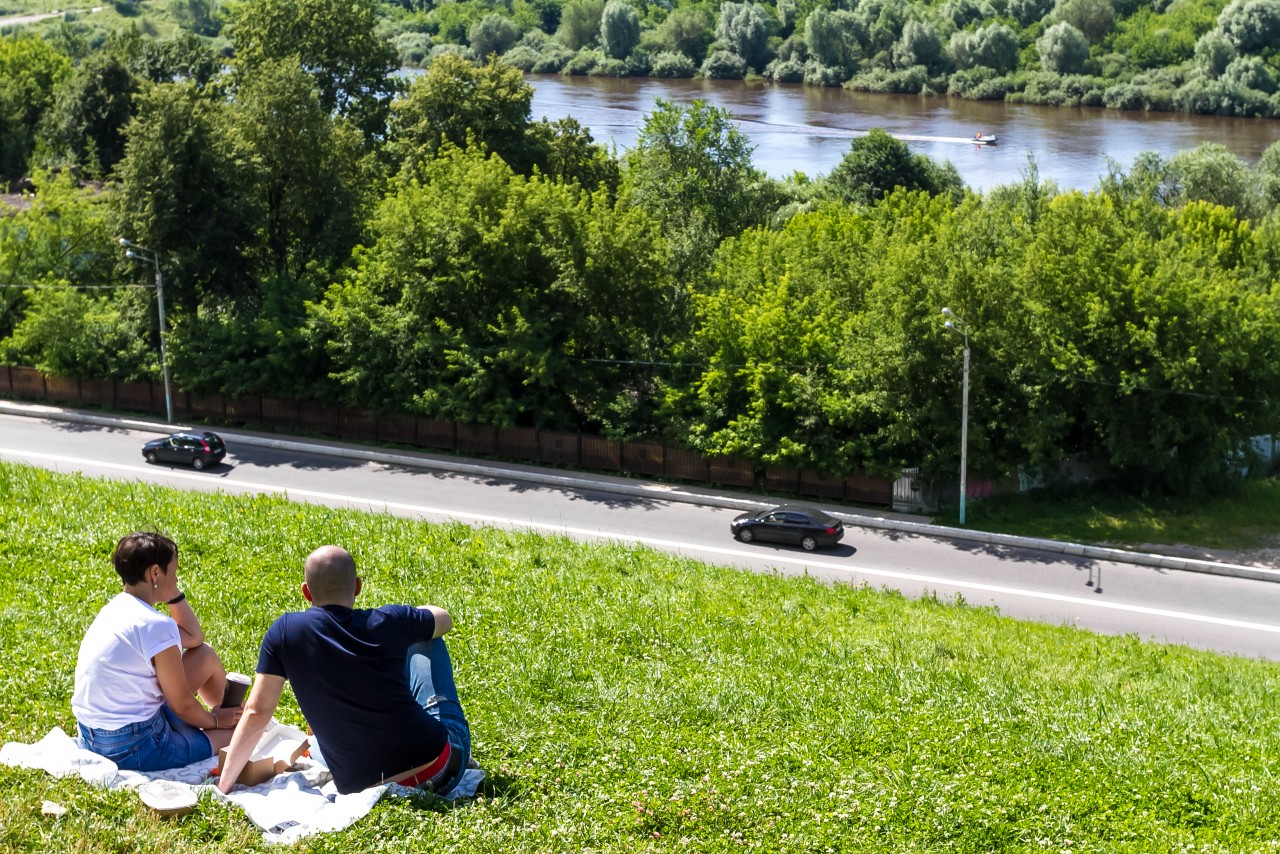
[3,410,1280,660]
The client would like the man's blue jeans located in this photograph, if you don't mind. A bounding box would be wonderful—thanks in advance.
[311,637,471,793]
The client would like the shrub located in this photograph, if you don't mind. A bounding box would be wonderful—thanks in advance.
[562,48,603,75]
[701,49,748,79]
[589,56,630,76]
[393,32,433,67]
[502,43,542,71]
[650,50,697,77]
[532,41,575,72]
[845,64,929,93]
[803,60,847,86]
[948,67,1019,99]
[1012,71,1105,105]
[764,57,805,82]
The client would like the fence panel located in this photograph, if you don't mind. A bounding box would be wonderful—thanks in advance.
[763,465,801,493]
[539,431,580,466]
[115,380,153,413]
[44,375,78,404]
[846,472,894,506]
[666,446,709,483]
[299,400,341,436]
[80,378,113,408]
[11,367,45,399]
[340,408,378,441]
[622,441,664,477]
[377,413,416,445]
[580,434,621,471]
[415,417,456,451]
[798,469,846,500]
[261,397,299,431]
[188,393,226,421]
[709,455,755,487]
[225,394,262,425]
[497,426,538,459]
[457,423,496,455]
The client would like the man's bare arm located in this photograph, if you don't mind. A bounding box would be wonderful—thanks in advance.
[216,674,286,793]
[417,605,452,638]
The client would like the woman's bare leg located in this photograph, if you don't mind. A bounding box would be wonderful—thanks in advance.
[183,643,227,708]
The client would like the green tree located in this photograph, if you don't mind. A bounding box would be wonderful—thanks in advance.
[0,35,72,182]
[0,283,152,380]
[1168,142,1254,217]
[649,6,713,65]
[388,55,537,175]
[1036,22,1090,74]
[715,2,772,70]
[1217,0,1280,55]
[37,50,139,175]
[313,146,670,431]
[110,81,255,313]
[556,0,604,49]
[224,0,398,139]
[601,0,640,59]
[469,13,522,59]
[823,128,961,206]
[622,98,773,285]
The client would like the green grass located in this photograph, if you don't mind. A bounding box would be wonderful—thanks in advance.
[964,478,1280,553]
[1,461,1279,853]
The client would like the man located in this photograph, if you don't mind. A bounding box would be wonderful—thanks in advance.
[216,545,471,795]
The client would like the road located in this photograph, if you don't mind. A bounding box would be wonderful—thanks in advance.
[3,411,1280,660]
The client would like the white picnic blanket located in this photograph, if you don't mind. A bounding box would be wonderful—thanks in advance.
[1,727,484,844]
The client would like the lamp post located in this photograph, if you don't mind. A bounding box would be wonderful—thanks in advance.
[119,238,173,425]
[941,307,970,526]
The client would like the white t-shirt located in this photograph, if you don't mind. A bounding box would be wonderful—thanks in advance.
[72,592,181,730]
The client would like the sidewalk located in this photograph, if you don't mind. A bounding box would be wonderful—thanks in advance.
[4,399,1278,584]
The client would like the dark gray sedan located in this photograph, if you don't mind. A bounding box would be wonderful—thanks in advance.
[730,504,845,551]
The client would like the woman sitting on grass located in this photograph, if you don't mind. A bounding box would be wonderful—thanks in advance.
[71,532,242,771]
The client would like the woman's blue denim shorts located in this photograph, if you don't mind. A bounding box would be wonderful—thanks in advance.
[77,705,212,772]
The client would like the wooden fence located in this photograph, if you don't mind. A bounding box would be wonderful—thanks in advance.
[0,366,894,506]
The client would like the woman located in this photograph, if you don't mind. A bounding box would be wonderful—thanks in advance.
[72,532,242,771]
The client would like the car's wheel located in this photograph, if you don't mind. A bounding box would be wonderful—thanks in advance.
[736,528,754,543]
[192,457,206,470]
[801,535,818,551]
[144,451,158,464]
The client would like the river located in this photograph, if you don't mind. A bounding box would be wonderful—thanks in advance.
[525,75,1280,192]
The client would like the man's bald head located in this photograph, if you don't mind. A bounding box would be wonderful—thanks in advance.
[304,545,358,605]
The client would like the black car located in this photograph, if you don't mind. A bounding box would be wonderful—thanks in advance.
[142,431,226,470]
[730,504,845,551]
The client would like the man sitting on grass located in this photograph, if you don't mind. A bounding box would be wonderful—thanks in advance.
[216,545,472,795]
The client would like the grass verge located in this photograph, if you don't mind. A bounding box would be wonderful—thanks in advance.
[964,478,1280,553]
[1,461,1278,852]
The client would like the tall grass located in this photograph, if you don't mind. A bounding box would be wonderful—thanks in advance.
[1,461,1277,852]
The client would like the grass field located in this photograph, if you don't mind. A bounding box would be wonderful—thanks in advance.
[1,460,1278,853]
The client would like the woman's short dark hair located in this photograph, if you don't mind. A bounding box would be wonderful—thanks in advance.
[112,532,177,585]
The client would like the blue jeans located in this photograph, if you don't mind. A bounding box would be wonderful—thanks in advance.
[311,637,472,793]
[78,706,212,772]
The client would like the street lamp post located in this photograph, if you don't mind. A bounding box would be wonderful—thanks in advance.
[119,238,173,425]
[941,307,970,526]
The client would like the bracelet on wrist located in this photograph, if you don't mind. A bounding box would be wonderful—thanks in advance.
[167,591,186,605]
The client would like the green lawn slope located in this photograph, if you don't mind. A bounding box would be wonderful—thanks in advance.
[1,461,1277,852]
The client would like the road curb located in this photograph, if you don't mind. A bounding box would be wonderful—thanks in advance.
[4,400,1277,583]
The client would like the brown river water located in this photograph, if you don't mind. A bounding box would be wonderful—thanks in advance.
[524,74,1280,192]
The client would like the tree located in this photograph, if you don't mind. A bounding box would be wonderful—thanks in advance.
[469,14,521,60]
[1036,22,1091,74]
[170,0,222,36]
[805,9,863,70]
[228,59,372,285]
[224,0,398,139]
[823,129,960,206]
[891,20,943,72]
[1053,0,1115,43]
[111,82,256,313]
[388,55,537,175]
[715,2,772,71]
[1167,143,1254,217]
[556,0,604,50]
[0,34,71,182]
[313,146,671,432]
[601,0,640,59]
[1217,0,1280,55]
[1194,31,1236,78]
[622,98,772,284]
[0,284,152,380]
[37,50,139,175]
[649,6,713,65]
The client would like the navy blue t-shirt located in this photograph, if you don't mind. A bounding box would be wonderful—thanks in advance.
[256,604,449,794]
